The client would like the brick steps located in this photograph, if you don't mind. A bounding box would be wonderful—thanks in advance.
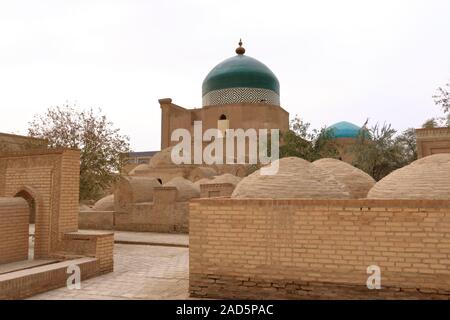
[0,257,99,299]
[0,259,57,275]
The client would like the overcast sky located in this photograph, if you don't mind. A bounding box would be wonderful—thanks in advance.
[1,0,450,151]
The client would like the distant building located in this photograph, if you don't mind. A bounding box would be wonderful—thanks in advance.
[327,121,364,163]
[120,151,158,174]
[158,40,289,151]
[415,127,450,158]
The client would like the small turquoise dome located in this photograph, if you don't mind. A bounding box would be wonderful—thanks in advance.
[328,121,362,139]
[201,41,280,106]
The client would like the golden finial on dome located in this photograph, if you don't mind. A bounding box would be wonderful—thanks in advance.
[235,39,245,55]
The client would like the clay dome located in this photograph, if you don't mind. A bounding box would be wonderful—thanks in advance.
[367,154,450,199]
[411,153,450,166]
[214,163,249,177]
[188,167,217,182]
[165,177,200,201]
[202,173,242,186]
[93,194,115,211]
[231,157,351,199]
[79,204,92,211]
[313,158,375,199]
[194,178,213,187]
[129,164,151,175]
[149,147,177,168]
[115,176,162,210]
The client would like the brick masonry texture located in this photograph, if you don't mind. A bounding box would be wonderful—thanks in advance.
[415,127,450,158]
[0,149,81,258]
[189,198,450,299]
[0,149,114,299]
[0,197,29,264]
[0,257,99,300]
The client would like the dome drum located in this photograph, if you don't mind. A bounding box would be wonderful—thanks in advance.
[202,87,280,106]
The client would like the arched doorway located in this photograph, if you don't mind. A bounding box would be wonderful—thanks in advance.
[14,190,37,260]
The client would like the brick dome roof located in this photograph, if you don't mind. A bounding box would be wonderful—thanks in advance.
[199,173,242,187]
[129,164,151,175]
[149,147,177,168]
[313,158,375,199]
[367,154,450,199]
[93,194,114,211]
[231,157,351,199]
[115,176,162,206]
[188,167,217,182]
[165,177,200,202]
[194,178,213,187]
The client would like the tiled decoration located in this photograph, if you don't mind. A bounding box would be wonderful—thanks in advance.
[202,87,280,106]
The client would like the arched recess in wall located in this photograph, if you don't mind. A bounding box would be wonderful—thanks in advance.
[218,114,229,137]
[15,189,36,223]
[13,186,43,260]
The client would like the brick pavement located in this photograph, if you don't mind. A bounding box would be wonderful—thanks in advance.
[29,244,189,300]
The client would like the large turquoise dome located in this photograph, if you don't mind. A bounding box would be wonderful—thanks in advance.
[202,41,280,106]
[202,55,280,95]
[328,121,362,139]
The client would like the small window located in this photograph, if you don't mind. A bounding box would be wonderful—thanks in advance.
[219,114,227,120]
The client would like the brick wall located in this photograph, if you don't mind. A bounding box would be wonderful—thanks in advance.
[58,150,81,235]
[0,149,80,258]
[114,202,189,233]
[79,211,114,230]
[95,234,114,273]
[200,183,235,198]
[0,257,99,300]
[0,149,114,298]
[78,188,190,233]
[0,197,29,264]
[190,198,450,299]
[0,132,47,153]
[113,187,189,233]
[61,231,114,274]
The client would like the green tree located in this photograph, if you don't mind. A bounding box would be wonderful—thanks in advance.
[425,81,450,127]
[28,104,130,200]
[433,81,450,114]
[280,115,338,161]
[351,123,416,181]
[395,128,417,164]
[422,118,439,128]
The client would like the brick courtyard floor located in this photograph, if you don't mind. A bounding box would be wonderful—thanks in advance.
[91,229,189,247]
[29,243,190,300]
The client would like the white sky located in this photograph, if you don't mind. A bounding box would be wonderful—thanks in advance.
[1,0,450,151]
